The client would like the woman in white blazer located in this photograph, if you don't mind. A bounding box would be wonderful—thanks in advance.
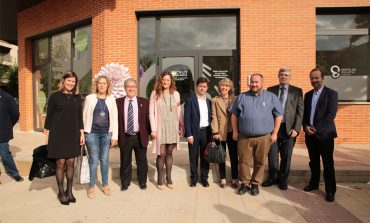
[83,75,118,199]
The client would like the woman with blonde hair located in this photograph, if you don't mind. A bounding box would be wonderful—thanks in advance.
[83,75,118,198]
[44,71,84,205]
[149,71,184,189]
[211,78,239,188]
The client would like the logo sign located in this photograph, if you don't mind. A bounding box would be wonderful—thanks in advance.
[330,65,357,79]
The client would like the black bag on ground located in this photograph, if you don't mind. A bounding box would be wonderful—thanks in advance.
[204,140,226,163]
[28,145,56,181]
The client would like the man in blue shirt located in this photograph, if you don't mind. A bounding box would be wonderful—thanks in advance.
[230,73,282,196]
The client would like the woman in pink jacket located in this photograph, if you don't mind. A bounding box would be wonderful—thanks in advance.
[149,71,184,190]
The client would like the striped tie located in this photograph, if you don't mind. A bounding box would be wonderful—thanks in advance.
[127,99,134,134]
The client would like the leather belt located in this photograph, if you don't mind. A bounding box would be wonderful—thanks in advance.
[200,126,209,130]
[125,132,138,136]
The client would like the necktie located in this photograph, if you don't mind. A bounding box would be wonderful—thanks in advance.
[127,99,134,134]
[279,87,285,104]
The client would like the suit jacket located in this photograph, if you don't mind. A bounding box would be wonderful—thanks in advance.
[116,96,151,148]
[303,86,338,140]
[211,95,236,141]
[184,95,212,142]
[0,89,19,142]
[267,84,304,135]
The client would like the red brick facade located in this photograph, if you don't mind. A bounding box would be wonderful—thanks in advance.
[18,0,370,143]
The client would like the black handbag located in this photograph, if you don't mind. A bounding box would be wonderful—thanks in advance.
[28,145,56,181]
[204,140,226,163]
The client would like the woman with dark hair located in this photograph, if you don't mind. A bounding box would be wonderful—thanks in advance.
[83,75,118,198]
[149,71,184,189]
[211,78,238,188]
[44,71,84,205]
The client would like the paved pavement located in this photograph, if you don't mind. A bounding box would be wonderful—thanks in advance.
[0,124,369,223]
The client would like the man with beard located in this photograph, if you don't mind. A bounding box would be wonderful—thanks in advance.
[230,73,282,196]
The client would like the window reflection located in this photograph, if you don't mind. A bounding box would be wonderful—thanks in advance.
[139,17,156,98]
[160,16,237,50]
[316,14,368,29]
[73,25,92,97]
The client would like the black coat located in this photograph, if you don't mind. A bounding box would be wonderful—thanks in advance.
[0,89,19,143]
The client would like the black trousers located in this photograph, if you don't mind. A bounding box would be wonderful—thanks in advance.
[305,135,336,194]
[218,132,238,180]
[188,128,210,182]
[120,135,148,187]
[267,123,295,184]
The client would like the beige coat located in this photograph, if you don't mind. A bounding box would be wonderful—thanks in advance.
[211,95,236,141]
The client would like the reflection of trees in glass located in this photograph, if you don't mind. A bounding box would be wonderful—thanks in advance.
[349,15,369,46]
[140,56,153,71]
[79,69,92,97]
[316,35,368,76]
[0,65,18,98]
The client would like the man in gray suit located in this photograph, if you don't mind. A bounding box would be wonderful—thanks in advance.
[262,67,303,190]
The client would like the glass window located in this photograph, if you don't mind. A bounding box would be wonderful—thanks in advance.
[317,14,369,30]
[33,24,92,131]
[73,25,92,97]
[138,17,156,98]
[51,31,71,92]
[34,38,49,67]
[316,8,370,102]
[160,16,237,50]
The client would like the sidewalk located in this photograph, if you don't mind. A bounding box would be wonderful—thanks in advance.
[0,124,370,223]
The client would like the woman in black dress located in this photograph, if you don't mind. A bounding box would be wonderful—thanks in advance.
[44,71,84,205]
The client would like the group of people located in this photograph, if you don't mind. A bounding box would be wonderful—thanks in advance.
[0,66,338,205]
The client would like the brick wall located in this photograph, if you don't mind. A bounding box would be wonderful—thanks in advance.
[18,0,370,143]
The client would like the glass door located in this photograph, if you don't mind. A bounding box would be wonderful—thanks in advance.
[200,51,238,98]
[159,53,198,104]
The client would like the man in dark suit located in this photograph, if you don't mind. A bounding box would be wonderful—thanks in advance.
[116,79,151,191]
[0,88,23,182]
[184,77,212,187]
[303,68,338,202]
[263,67,303,190]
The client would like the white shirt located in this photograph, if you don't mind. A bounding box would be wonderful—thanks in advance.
[124,96,139,133]
[197,95,209,128]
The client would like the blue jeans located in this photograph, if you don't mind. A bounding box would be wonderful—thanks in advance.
[85,132,111,188]
[0,142,19,177]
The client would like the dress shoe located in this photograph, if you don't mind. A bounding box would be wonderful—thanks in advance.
[304,185,319,192]
[201,180,209,187]
[121,185,129,191]
[251,184,259,196]
[262,179,277,187]
[278,183,288,190]
[231,182,238,189]
[13,175,24,182]
[326,193,335,202]
[190,180,197,187]
[237,183,250,195]
[139,184,147,190]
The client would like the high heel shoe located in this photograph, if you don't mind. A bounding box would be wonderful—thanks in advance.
[65,191,76,203]
[220,179,226,188]
[57,193,70,205]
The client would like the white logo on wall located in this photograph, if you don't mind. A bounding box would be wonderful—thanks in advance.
[330,65,356,79]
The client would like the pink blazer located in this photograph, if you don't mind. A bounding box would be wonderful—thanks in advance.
[149,90,184,155]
